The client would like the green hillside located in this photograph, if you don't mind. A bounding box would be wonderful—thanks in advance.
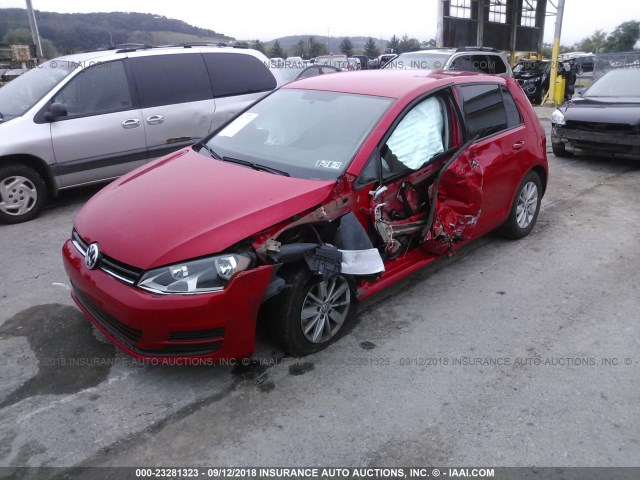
[0,9,233,56]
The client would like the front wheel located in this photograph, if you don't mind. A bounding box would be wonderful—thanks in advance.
[0,164,47,224]
[270,268,356,356]
[500,171,542,239]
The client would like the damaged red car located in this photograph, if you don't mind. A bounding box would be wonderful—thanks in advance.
[62,70,548,361]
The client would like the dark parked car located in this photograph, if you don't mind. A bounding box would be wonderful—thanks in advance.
[514,60,551,104]
[551,68,640,158]
[574,55,595,75]
[63,70,548,362]
[351,55,369,70]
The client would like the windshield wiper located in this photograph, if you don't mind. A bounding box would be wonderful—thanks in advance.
[222,156,290,177]
[199,143,221,159]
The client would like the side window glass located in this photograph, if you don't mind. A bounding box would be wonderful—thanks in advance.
[459,84,508,139]
[491,56,507,74]
[203,53,276,98]
[501,86,522,127]
[382,96,447,177]
[53,60,132,116]
[130,54,212,108]
[451,55,488,73]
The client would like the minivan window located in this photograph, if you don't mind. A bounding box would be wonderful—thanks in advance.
[459,84,508,139]
[53,60,132,116]
[0,62,74,119]
[202,53,276,98]
[130,54,213,108]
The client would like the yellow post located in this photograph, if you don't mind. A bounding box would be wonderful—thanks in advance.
[545,0,566,105]
[554,75,566,105]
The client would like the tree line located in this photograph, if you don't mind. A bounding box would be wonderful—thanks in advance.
[242,34,436,59]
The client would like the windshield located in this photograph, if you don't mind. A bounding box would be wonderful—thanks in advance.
[0,61,75,119]
[584,69,640,98]
[385,52,451,70]
[204,88,393,180]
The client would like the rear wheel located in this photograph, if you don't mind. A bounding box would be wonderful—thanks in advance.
[500,171,542,239]
[270,268,356,356]
[0,164,47,224]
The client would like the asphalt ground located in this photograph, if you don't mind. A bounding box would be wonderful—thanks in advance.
[0,106,638,471]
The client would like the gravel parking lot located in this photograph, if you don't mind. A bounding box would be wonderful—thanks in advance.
[0,107,638,470]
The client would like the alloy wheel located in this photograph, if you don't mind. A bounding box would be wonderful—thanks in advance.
[300,275,351,344]
[516,181,539,229]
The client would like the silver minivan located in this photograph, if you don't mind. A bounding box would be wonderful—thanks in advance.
[0,45,279,223]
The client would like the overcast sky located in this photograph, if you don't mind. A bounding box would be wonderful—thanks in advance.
[2,0,639,45]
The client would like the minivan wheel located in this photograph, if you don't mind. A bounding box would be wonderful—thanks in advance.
[270,268,356,356]
[500,171,542,240]
[0,164,47,224]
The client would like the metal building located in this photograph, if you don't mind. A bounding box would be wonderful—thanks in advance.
[436,0,548,54]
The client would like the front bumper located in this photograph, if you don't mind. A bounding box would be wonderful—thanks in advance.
[552,125,640,158]
[62,240,274,362]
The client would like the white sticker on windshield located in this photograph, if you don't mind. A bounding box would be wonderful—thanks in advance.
[316,160,342,169]
[218,112,259,137]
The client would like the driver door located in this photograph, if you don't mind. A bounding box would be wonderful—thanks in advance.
[365,90,483,257]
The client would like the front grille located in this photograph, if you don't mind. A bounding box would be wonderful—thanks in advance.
[565,121,635,134]
[72,230,143,285]
[73,286,142,346]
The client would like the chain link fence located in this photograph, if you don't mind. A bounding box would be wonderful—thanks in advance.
[594,51,640,77]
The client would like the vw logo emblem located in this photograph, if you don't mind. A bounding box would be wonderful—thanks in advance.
[85,243,100,270]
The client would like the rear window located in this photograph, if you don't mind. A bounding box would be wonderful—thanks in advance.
[129,54,213,108]
[203,53,276,98]
[459,84,516,139]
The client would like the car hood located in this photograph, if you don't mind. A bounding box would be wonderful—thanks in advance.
[514,70,546,79]
[75,148,335,269]
[561,97,640,126]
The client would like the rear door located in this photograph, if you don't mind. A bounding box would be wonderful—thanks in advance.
[129,53,215,160]
[456,83,526,230]
[49,59,147,188]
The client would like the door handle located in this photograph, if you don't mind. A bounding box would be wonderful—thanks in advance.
[121,119,141,129]
[146,114,165,125]
[512,141,525,150]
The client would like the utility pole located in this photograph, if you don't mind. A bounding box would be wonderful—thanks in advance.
[25,0,43,58]
[546,0,566,105]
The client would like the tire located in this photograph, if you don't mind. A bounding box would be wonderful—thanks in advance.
[0,164,47,224]
[500,171,542,240]
[552,142,572,157]
[270,268,357,356]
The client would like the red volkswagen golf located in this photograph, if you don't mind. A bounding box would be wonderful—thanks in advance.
[63,70,548,361]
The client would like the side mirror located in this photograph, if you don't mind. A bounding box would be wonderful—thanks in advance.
[577,88,585,95]
[44,102,68,121]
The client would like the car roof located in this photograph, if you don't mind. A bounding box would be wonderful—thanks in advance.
[283,69,506,99]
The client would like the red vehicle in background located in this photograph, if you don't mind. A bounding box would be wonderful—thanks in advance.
[63,70,548,362]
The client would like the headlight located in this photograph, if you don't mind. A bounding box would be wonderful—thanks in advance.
[138,253,253,294]
[551,109,566,126]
